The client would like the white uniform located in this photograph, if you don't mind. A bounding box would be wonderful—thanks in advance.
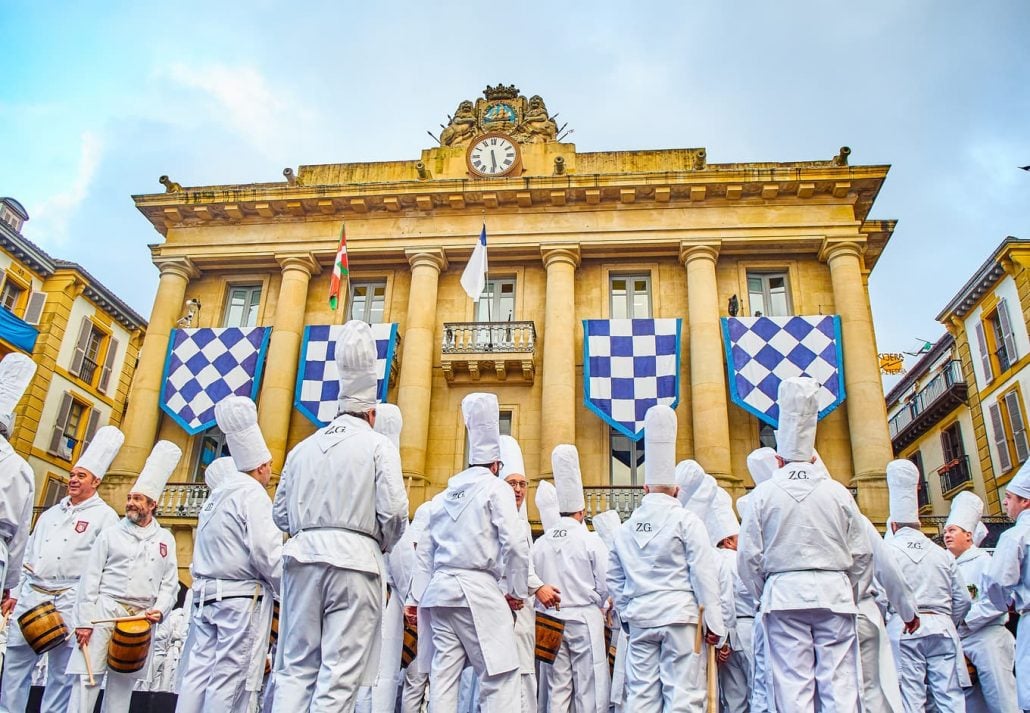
[718,547,753,713]
[507,517,543,713]
[178,472,283,712]
[66,517,180,713]
[408,466,529,713]
[982,509,1030,711]
[607,492,726,712]
[737,460,870,713]
[954,546,1019,713]
[0,436,34,594]
[0,494,118,713]
[147,607,188,692]
[885,526,971,713]
[271,413,408,711]
[532,517,609,713]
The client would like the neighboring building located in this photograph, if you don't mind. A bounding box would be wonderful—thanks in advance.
[0,197,148,511]
[110,87,898,582]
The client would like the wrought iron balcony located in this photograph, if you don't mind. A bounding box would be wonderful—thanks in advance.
[78,356,99,386]
[938,455,972,495]
[157,482,210,519]
[889,361,968,451]
[441,321,537,383]
[583,486,645,522]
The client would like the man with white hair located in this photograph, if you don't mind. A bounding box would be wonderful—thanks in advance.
[532,444,610,713]
[608,405,725,711]
[944,490,1019,713]
[0,426,122,713]
[177,396,283,713]
[68,441,183,713]
[405,392,529,712]
[884,458,971,712]
[737,377,871,712]
[272,320,409,711]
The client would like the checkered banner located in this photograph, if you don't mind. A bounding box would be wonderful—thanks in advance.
[160,327,272,435]
[583,319,682,442]
[721,315,846,428]
[294,323,399,427]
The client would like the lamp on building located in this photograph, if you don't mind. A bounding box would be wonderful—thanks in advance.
[177,299,202,328]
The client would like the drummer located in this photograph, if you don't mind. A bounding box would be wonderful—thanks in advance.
[0,426,122,713]
[67,441,182,713]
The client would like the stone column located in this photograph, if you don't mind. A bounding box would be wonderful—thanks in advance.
[257,253,319,477]
[108,257,199,479]
[680,242,736,489]
[396,249,447,488]
[820,238,892,518]
[539,245,580,478]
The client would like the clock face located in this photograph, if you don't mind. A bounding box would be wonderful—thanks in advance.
[467,134,519,177]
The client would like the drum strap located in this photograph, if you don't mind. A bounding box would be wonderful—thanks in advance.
[198,594,263,607]
[29,584,70,597]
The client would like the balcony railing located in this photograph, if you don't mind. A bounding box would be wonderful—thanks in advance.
[441,321,537,383]
[938,455,972,494]
[157,482,210,519]
[78,356,99,386]
[889,361,967,450]
[583,486,645,522]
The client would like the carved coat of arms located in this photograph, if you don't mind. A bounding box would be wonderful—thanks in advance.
[439,84,559,148]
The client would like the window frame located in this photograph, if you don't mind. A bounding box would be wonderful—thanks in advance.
[348,280,388,324]
[990,386,1030,476]
[609,428,646,487]
[608,273,653,320]
[191,426,230,483]
[474,278,517,323]
[977,298,1019,382]
[221,283,264,328]
[745,270,793,317]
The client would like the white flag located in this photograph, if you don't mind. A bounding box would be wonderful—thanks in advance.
[460,224,488,302]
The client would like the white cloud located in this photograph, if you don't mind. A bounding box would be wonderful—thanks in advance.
[27,131,103,247]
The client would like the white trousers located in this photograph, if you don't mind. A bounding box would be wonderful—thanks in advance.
[0,640,74,713]
[68,671,136,713]
[962,624,1019,713]
[427,607,517,713]
[857,610,899,713]
[720,619,753,712]
[545,618,605,713]
[750,614,773,713]
[399,665,429,713]
[897,634,966,713]
[764,609,860,713]
[625,622,705,712]
[272,561,381,713]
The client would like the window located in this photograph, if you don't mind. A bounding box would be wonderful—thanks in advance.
[47,393,98,461]
[39,475,67,510]
[474,279,516,323]
[975,298,1018,381]
[192,427,229,482]
[758,422,777,449]
[988,387,1030,474]
[747,272,792,317]
[610,275,652,319]
[0,280,25,314]
[463,410,512,466]
[910,451,930,510]
[940,422,966,463]
[610,429,645,487]
[223,285,262,328]
[69,318,114,389]
[349,281,387,324]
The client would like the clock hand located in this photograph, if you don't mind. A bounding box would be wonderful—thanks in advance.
[490,150,498,171]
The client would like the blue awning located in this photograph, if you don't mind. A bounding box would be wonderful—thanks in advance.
[0,307,39,353]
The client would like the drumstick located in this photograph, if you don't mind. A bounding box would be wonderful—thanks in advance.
[707,637,718,711]
[0,610,11,632]
[90,614,150,625]
[694,605,704,654]
[81,642,96,686]
[22,563,34,575]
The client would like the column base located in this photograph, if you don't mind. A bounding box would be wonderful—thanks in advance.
[852,471,889,521]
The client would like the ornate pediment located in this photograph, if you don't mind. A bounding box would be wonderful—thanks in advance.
[438,85,558,148]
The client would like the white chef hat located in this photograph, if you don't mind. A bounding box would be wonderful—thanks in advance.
[499,435,526,481]
[774,377,820,462]
[747,447,779,485]
[553,444,585,513]
[1007,459,1030,499]
[736,493,752,520]
[945,490,984,535]
[131,441,183,501]
[643,405,677,486]
[374,403,403,449]
[462,392,501,465]
[705,488,740,546]
[336,320,379,413]
[215,396,271,473]
[592,509,622,549]
[73,425,124,480]
[886,459,920,523]
[204,456,237,491]
[0,353,35,437]
[684,475,718,521]
[675,460,706,506]
[973,521,989,547]
[535,480,561,531]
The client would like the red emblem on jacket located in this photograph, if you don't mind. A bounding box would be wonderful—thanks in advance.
[159,543,168,558]
[74,520,88,534]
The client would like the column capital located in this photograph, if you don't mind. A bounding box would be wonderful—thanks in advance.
[818,237,866,264]
[154,256,200,281]
[275,251,321,276]
[405,248,448,273]
[679,240,721,266]
[541,244,580,270]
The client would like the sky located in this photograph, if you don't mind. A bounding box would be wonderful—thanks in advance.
[1,1,1028,391]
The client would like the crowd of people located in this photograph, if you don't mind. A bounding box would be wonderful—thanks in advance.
[0,319,1026,712]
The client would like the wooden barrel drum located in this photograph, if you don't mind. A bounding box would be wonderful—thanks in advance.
[605,625,616,676]
[534,612,565,665]
[18,602,68,655]
[270,600,280,649]
[107,619,152,673]
[401,621,418,669]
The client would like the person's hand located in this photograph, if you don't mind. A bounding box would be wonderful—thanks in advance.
[505,594,524,611]
[143,609,162,623]
[535,584,561,609]
[904,615,920,634]
[716,644,731,664]
[1,594,16,617]
[75,627,93,647]
[404,605,418,627]
[704,631,721,646]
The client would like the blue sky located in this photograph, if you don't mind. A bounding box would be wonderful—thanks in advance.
[1,1,1028,389]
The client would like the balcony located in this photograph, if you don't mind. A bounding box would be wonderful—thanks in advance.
[441,321,536,384]
[889,361,968,452]
[78,356,99,386]
[938,455,972,495]
[583,486,645,522]
[157,482,210,520]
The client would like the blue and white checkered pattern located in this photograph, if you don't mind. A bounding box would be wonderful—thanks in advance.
[160,327,272,435]
[583,319,682,441]
[294,323,399,427]
[721,315,845,427]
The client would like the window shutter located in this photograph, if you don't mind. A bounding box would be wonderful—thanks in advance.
[975,321,994,382]
[997,298,1019,363]
[1003,391,1029,464]
[69,318,92,377]
[988,401,1013,473]
[23,291,46,325]
[48,392,74,456]
[98,337,119,393]
[80,409,101,455]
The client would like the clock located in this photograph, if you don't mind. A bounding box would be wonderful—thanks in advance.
[466,133,521,177]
